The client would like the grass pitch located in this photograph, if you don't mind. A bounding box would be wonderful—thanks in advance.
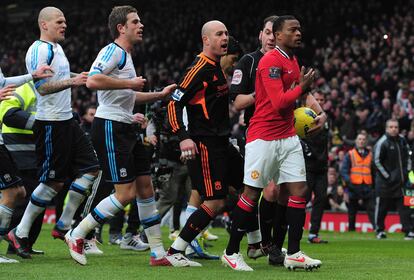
[0,224,412,280]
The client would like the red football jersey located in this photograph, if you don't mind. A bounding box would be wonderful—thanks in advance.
[247,46,302,143]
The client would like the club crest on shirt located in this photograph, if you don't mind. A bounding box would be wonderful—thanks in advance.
[231,69,243,85]
[269,67,281,79]
[214,181,222,190]
[3,174,12,182]
[251,170,260,180]
[120,168,127,178]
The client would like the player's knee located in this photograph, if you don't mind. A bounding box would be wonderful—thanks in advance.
[15,186,26,200]
[1,186,26,204]
[263,185,279,201]
[88,170,100,177]
[203,199,226,216]
[243,185,261,202]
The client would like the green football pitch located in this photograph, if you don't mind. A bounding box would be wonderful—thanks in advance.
[0,224,412,280]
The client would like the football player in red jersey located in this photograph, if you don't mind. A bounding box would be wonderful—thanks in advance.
[222,15,322,271]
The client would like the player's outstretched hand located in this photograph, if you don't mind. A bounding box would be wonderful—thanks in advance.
[130,76,146,91]
[179,138,198,163]
[72,72,89,86]
[299,66,315,92]
[0,84,16,101]
[307,112,327,137]
[159,84,177,100]
[32,65,54,79]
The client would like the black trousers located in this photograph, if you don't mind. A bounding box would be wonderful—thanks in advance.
[375,196,413,233]
[348,184,375,230]
[8,169,44,249]
[306,171,328,234]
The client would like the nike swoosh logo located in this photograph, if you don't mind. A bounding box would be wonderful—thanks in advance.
[287,257,305,263]
[224,256,237,268]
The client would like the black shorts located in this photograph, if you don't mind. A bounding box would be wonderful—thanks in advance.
[91,118,152,184]
[0,144,22,190]
[33,118,100,183]
[187,136,243,200]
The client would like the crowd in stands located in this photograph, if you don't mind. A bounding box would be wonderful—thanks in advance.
[1,0,414,214]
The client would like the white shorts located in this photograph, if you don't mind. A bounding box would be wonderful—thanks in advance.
[243,136,306,188]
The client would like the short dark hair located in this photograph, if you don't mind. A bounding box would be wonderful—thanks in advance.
[272,15,297,34]
[108,5,137,39]
[227,36,242,56]
[262,15,278,30]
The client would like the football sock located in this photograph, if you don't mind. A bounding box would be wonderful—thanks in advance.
[226,194,257,255]
[0,205,13,240]
[71,194,123,239]
[137,196,165,259]
[286,196,306,255]
[185,204,197,222]
[259,197,276,246]
[246,229,262,245]
[169,204,214,253]
[56,174,95,230]
[16,183,57,238]
[273,202,288,250]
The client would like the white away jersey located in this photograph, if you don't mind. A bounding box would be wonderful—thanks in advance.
[89,43,136,124]
[26,40,72,121]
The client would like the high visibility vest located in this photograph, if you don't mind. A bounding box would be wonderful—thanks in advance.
[0,81,36,135]
[349,148,372,185]
[0,81,37,170]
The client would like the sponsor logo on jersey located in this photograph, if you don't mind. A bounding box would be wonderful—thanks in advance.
[231,69,243,85]
[172,89,185,101]
[93,62,104,72]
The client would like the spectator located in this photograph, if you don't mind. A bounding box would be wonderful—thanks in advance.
[373,119,414,240]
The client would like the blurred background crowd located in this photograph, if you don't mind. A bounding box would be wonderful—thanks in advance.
[1,0,414,215]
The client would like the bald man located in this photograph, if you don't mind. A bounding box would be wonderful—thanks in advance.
[6,7,100,259]
[166,20,244,267]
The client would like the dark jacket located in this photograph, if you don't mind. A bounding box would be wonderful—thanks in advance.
[373,133,412,198]
[302,122,329,173]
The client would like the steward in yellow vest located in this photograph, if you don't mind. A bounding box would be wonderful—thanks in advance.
[0,82,36,170]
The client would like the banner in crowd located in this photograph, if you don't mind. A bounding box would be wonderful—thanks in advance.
[43,209,403,233]
[304,212,402,233]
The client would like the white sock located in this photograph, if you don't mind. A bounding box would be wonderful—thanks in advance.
[56,174,95,230]
[171,236,189,252]
[0,205,13,240]
[16,183,57,238]
[185,205,197,222]
[72,194,123,239]
[137,196,165,259]
[247,229,262,245]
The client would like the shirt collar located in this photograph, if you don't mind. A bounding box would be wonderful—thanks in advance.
[275,45,291,59]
